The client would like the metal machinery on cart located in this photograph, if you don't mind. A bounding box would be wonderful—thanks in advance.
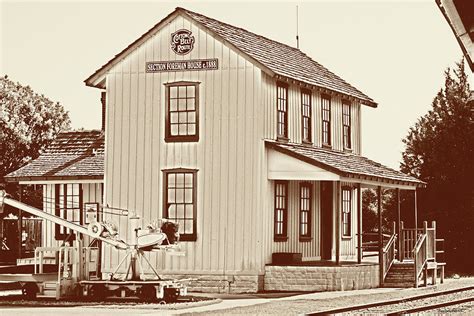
[0,190,187,302]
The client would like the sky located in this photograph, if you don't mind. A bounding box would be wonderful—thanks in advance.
[0,0,471,169]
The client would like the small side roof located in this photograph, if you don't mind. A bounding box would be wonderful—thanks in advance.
[85,7,377,107]
[266,141,425,188]
[4,130,104,183]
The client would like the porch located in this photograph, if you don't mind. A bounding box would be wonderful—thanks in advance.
[265,141,445,291]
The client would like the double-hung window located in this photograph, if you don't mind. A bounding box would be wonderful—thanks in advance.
[55,184,82,240]
[342,100,351,149]
[342,187,352,237]
[299,183,312,240]
[301,89,312,143]
[277,82,288,139]
[274,181,288,241]
[321,95,331,146]
[163,169,197,241]
[165,82,199,142]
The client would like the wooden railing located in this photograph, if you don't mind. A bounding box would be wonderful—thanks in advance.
[361,232,392,257]
[383,231,397,280]
[413,233,427,288]
[400,222,423,261]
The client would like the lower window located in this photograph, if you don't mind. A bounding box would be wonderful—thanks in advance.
[163,169,197,241]
[274,181,288,241]
[55,184,82,240]
[300,183,312,240]
[342,187,352,237]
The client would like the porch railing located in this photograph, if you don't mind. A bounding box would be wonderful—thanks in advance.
[413,233,427,288]
[383,229,397,280]
[400,221,438,262]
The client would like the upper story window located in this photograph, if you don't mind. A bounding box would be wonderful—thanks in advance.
[55,184,82,240]
[277,82,288,139]
[342,187,352,237]
[163,169,197,241]
[274,180,288,241]
[343,100,352,149]
[321,95,331,146]
[299,183,312,240]
[301,89,312,143]
[165,81,199,143]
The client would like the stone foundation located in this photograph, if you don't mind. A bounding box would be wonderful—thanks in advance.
[264,264,379,292]
[167,274,264,294]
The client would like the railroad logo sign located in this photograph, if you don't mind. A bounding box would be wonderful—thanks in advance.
[171,29,195,55]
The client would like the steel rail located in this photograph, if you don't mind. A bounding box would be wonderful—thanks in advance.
[387,295,474,315]
[306,285,474,315]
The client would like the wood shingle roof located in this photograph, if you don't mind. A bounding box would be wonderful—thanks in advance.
[266,141,425,187]
[85,7,376,107]
[4,130,104,182]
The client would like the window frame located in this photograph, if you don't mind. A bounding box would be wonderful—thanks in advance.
[162,168,198,241]
[274,180,288,241]
[342,186,352,238]
[342,100,352,150]
[301,89,312,144]
[299,182,312,241]
[276,82,289,140]
[54,184,83,241]
[164,81,200,143]
[321,94,332,147]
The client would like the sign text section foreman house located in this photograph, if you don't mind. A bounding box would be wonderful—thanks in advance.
[146,59,219,73]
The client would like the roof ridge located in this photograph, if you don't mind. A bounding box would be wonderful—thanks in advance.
[177,7,303,54]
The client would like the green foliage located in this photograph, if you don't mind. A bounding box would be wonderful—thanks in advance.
[0,75,70,181]
[400,60,474,273]
[0,75,70,209]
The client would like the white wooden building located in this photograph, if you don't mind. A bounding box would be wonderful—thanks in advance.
[7,7,427,293]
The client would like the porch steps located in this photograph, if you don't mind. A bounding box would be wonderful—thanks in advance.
[383,262,415,288]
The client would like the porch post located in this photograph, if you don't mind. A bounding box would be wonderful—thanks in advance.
[396,188,401,261]
[414,189,418,234]
[335,181,341,265]
[377,186,383,285]
[357,183,362,264]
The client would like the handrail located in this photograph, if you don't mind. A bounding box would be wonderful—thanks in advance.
[383,233,397,279]
[413,234,427,253]
[413,233,428,288]
[383,233,397,253]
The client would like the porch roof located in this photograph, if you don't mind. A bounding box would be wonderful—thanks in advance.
[266,141,425,188]
[4,130,104,183]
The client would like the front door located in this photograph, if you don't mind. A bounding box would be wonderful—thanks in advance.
[320,181,333,260]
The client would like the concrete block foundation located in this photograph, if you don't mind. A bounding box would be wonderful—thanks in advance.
[264,264,380,292]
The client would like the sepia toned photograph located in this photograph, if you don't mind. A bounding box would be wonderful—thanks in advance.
[0,0,473,314]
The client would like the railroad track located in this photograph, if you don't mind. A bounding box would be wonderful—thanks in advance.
[306,285,474,315]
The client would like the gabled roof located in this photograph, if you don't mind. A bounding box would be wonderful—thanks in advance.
[85,7,377,107]
[5,130,104,182]
[266,141,425,187]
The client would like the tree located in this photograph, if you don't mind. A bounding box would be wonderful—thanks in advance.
[400,60,474,273]
[0,75,70,205]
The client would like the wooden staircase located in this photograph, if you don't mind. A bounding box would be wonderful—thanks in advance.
[381,221,445,288]
[383,261,416,288]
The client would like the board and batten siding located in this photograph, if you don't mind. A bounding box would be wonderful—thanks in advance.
[271,181,321,260]
[103,15,270,276]
[269,180,359,261]
[42,183,103,248]
[262,73,362,154]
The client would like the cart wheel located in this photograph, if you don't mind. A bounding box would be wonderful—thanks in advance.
[163,287,179,303]
[22,283,38,299]
[138,285,157,302]
[89,284,107,301]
